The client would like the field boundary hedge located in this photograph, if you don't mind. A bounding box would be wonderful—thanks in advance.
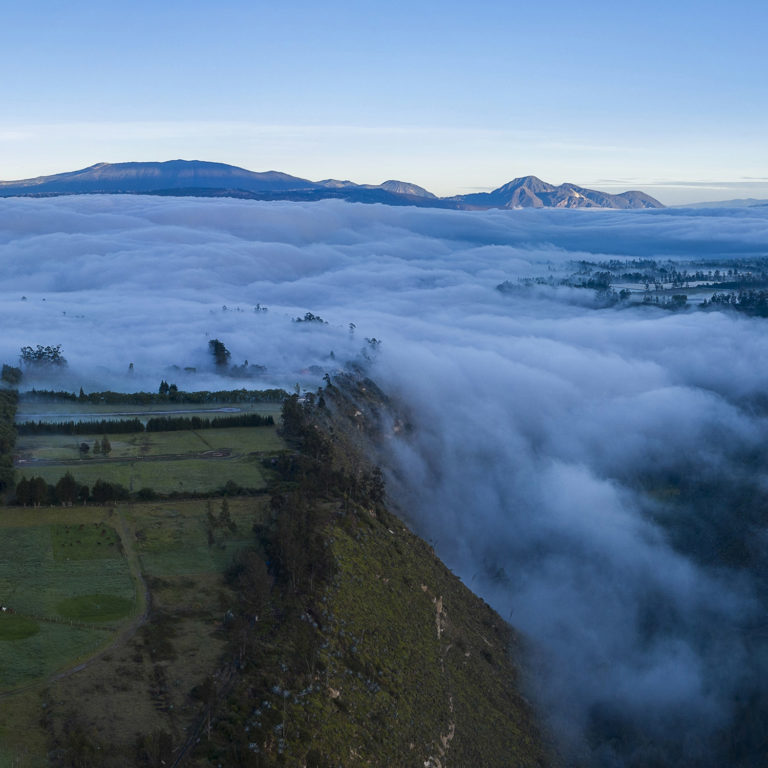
[17,412,274,436]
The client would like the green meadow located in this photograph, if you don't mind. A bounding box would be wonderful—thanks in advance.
[0,520,135,690]
[0,497,270,766]
[15,423,285,493]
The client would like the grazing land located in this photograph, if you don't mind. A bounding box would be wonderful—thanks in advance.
[15,411,286,495]
[0,514,134,690]
[0,497,271,766]
[0,395,285,764]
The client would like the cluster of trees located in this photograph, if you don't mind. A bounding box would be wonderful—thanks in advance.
[574,271,612,291]
[270,493,335,594]
[88,437,112,455]
[498,277,633,306]
[157,380,178,396]
[0,389,18,491]
[293,312,327,324]
[15,472,97,506]
[17,412,274,437]
[278,391,386,506]
[13,472,261,506]
[508,271,618,293]
[525,259,768,302]
[589,257,768,290]
[208,339,268,379]
[642,293,689,310]
[1,364,21,386]
[620,266,699,289]
[20,344,67,368]
[145,412,274,432]
[209,339,231,368]
[702,290,768,317]
[228,361,267,378]
[18,418,143,436]
[23,387,287,404]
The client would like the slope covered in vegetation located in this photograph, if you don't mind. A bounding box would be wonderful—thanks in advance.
[195,374,552,766]
[0,375,551,766]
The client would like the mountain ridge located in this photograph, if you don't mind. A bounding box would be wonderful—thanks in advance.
[454,174,662,209]
[0,160,664,209]
[682,197,768,209]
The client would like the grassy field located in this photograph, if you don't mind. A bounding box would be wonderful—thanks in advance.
[17,454,269,494]
[15,424,285,494]
[16,423,285,459]
[0,516,136,691]
[2,401,282,764]
[0,496,271,766]
[135,500,258,576]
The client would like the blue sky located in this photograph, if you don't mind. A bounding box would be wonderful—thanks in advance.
[1,0,766,203]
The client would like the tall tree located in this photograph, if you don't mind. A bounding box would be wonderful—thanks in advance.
[208,339,231,368]
[15,477,31,506]
[30,476,49,506]
[55,472,78,505]
[1,364,22,385]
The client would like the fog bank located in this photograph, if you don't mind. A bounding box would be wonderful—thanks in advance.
[2,195,767,766]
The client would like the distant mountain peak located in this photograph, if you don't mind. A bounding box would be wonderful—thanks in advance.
[458,175,664,210]
[378,180,436,198]
[0,161,664,209]
[513,174,545,184]
[0,159,317,195]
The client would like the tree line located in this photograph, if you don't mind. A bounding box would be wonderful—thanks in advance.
[17,412,274,436]
[18,418,144,436]
[145,412,274,432]
[702,290,768,317]
[15,472,105,506]
[0,388,18,492]
[14,472,263,507]
[21,386,287,405]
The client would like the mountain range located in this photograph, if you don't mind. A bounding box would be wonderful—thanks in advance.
[682,197,768,209]
[0,159,664,209]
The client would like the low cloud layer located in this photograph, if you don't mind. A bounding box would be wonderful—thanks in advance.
[2,195,767,765]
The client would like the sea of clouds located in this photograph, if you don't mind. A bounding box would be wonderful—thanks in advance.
[2,195,767,766]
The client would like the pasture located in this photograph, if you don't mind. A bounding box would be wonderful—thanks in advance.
[0,519,135,690]
[0,496,270,765]
[15,423,285,494]
[1,398,283,763]
[0,497,265,692]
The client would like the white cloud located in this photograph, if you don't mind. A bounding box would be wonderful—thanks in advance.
[2,195,768,765]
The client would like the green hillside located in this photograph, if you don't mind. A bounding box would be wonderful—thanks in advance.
[0,377,552,767]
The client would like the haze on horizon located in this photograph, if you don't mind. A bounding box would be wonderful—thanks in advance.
[1,0,766,205]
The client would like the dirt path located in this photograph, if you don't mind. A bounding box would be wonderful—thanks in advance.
[0,508,150,700]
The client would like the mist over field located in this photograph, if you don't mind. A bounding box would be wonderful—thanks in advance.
[2,195,768,766]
